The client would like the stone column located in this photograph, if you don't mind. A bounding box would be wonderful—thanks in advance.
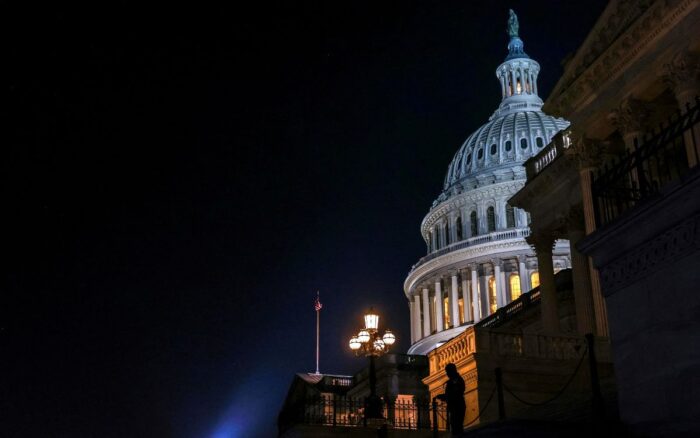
[448,214,457,245]
[570,133,610,336]
[492,259,505,308]
[496,200,506,230]
[409,299,415,343]
[461,271,470,324]
[435,279,444,332]
[470,265,480,323]
[528,233,560,332]
[511,69,517,95]
[422,287,430,337]
[430,227,437,252]
[568,216,595,335]
[517,255,530,293]
[500,75,506,99]
[450,274,460,328]
[664,53,700,167]
[413,295,422,342]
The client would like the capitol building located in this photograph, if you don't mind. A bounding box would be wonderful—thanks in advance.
[405,19,571,355]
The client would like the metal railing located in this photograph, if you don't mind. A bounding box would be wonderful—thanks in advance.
[410,228,530,274]
[592,97,699,227]
[279,396,447,432]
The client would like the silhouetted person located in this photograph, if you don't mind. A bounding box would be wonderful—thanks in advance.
[436,363,465,436]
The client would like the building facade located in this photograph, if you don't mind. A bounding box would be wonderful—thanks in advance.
[406,12,571,355]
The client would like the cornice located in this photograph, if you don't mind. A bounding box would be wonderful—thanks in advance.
[404,238,532,296]
[546,0,696,118]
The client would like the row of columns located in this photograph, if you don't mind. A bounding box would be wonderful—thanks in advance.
[409,256,537,344]
[500,65,538,98]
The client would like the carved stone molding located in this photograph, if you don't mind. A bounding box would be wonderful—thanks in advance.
[599,212,700,293]
[565,131,607,169]
[663,51,700,97]
[608,97,652,135]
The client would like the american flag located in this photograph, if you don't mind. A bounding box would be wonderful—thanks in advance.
[314,292,322,311]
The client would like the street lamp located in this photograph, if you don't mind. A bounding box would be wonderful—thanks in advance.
[348,307,396,419]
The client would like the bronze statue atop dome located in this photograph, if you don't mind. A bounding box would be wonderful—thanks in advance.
[507,9,519,38]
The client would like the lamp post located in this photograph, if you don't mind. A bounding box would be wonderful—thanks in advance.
[348,307,396,419]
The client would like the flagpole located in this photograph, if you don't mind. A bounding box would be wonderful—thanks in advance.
[315,303,320,374]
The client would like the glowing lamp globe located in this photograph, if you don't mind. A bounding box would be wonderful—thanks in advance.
[382,330,395,346]
[357,330,370,343]
[364,309,379,331]
[373,339,385,351]
[349,336,361,350]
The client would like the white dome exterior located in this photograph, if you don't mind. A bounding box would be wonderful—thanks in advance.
[405,16,572,355]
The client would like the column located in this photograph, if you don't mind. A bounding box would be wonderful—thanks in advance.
[422,288,431,337]
[450,274,460,328]
[430,227,437,252]
[461,271,470,324]
[434,279,444,332]
[493,259,505,308]
[528,233,560,332]
[518,255,530,293]
[470,265,480,323]
[413,295,422,342]
[500,74,506,98]
[569,223,595,335]
[496,200,506,230]
[448,214,457,245]
[499,265,507,304]
[511,69,516,96]
[409,299,415,344]
[664,52,700,167]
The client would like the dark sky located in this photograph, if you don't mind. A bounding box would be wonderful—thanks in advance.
[4,1,607,437]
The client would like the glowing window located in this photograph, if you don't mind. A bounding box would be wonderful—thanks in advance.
[487,206,496,232]
[506,204,515,228]
[488,276,497,314]
[520,138,528,149]
[536,137,544,148]
[516,79,522,94]
[510,274,521,301]
[458,297,465,325]
[505,140,512,151]
[470,211,478,236]
[443,296,450,329]
[431,295,437,332]
[531,271,540,289]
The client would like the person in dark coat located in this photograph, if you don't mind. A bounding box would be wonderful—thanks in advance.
[436,363,466,436]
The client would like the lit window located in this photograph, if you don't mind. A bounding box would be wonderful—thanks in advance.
[516,79,522,94]
[488,277,497,314]
[443,296,450,329]
[531,271,540,289]
[458,297,465,325]
[510,274,521,301]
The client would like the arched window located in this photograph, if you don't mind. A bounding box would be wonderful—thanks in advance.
[458,297,465,325]
[520,138,528,149]
[488,276,497,314]
[506,204,515,228]
[531,271,540,289]
[490,144,497,155]
[456,216,463,241]
[444,222,450,245]
[434,227,441,250]
[427,231,432,252]
[466,154,472,165]
[487,206,496,232]
[536,137,544,148]
[477,149,484,159]
[505,140,512,151]
[510,274,521,301]
[470,211,478,236]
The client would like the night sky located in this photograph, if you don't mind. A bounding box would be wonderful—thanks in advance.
[5,2,607,437]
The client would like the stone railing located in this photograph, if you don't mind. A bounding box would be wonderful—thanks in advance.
[410,228,530,274]
[429,327,477,373]
[525,130,572,179]
[483,330,585,361]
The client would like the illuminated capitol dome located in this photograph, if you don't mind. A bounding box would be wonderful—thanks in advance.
[406,11,571,355]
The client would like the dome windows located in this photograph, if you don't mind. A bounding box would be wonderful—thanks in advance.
[505,140,512,151]
[470,211,478,236]
[490,144,497,155]
[466,154,472,166]
[487,206,496,232]
[456,216,463,241]
[520,138,528,149]
[477,149,484,160]
[506,204,516,228]
[536,137,544,148]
